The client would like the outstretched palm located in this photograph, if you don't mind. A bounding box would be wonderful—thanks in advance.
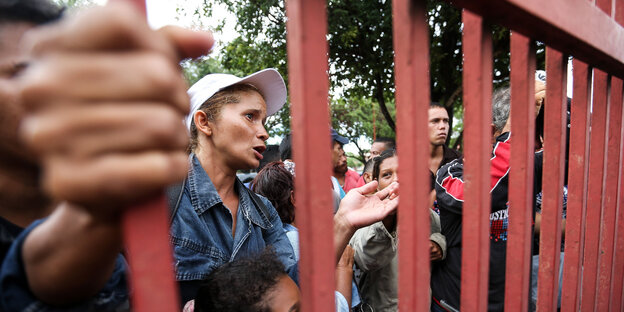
[336,181,399,229]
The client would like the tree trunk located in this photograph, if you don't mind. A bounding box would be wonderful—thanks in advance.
[444,86,462,146]
[374,73,396,132]
[350,138,367,164]
[452,130,463,151]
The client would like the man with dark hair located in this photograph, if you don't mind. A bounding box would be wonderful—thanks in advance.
[194,248,300,312]
[428,103,461,177]
[431,85,545,311]
[369,137,395,160]
[331,129,360,193]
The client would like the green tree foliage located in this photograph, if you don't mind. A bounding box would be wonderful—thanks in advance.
[331,96,395,161]
[186,0,531,156]
[327,0,396,133]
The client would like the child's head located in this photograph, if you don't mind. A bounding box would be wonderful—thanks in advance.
[372,148,398,191]
[194,248,300,312]
[361,158,375,184]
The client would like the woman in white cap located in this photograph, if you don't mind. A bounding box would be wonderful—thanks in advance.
[171,69,402,311]
[169,69,297,303]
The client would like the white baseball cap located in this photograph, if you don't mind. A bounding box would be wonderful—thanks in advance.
[186,68,287,131]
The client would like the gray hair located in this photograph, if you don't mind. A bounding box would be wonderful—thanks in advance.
[492,87,511,132]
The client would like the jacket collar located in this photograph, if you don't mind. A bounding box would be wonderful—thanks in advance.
[187,154,271,229]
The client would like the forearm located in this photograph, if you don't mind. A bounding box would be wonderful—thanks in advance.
[335,268,353,308]
[334,214,355,265]
[22,203,123,305]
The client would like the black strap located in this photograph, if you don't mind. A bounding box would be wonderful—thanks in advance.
[166,180,186,226]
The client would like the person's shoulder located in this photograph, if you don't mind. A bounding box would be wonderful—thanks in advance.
[436,158,464,182]
[443,145,462,162]
[346,168,360,178]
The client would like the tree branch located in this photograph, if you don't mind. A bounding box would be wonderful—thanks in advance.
[374,72,396,132]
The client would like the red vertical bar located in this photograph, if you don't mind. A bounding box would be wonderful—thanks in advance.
[617,0,624,25]
[285,1,335,311]
[392,0,432,310]
[561,61,592,312]
[504,32,536,312]
[597,77,623,311]
[122,196,180,311]
[597,0,613,14]
[611,83,624,311]
[461,10,493,312]
[580,70,610,312]
[536,48,567,312]
[118,1,180,311]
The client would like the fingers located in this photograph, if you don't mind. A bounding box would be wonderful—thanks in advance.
[19,52,190,114]
[42,151,188,208]
[21,103,189,158]
[383,195,400,214]
[352,180,379,195]
[14,4,204,212]
[430,241,442,261]
[375,181,399,200]
[23,3,214,62]
[22,3,177,61]
[157,26,214,60]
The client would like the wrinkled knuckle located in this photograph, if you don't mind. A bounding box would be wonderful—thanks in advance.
[149,108,184,144]
[20,117,51,154]
[18,70,53,112]
[145,55,180,96]
[20,29,48,56]
[107,6,140,36]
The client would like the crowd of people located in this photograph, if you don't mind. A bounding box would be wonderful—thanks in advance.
[0,0,561,311]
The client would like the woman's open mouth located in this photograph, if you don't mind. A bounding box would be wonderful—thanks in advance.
[253,146,266,160]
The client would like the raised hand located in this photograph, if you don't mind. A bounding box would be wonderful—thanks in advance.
[333,181,399,263]
[335,181,399,230]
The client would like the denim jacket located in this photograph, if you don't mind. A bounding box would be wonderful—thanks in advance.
[170,154,298,301]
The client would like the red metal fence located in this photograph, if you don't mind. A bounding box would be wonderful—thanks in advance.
[286,0,624,311]
[122,0,624,311]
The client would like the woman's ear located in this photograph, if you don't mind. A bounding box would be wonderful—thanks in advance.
[194,110,212,136]
[289,190,295,205]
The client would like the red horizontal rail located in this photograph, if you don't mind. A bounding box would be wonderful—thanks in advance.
[561,60,592,312]
[504,31,536,312]
[460,10,493,312]
[536,47,568,312]
[444,0,624,77]
[285,0,335,311]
